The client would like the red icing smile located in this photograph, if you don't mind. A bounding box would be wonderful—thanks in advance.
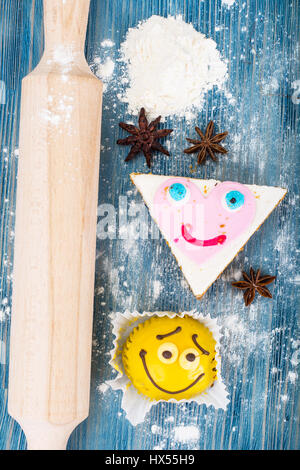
[181,224,227,247]
[154,178,256,265]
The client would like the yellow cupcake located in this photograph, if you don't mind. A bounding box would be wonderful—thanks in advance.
[122,315,217,401]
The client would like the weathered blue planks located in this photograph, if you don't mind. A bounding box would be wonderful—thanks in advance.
[0,0,299,450]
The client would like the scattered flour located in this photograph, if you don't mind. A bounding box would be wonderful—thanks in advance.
[180,278,189,289]
[95,57,115,80]
[261,77,279,95]
[151,424,162,434]
[220,314,270,366]
[153,441,167,450]
[153,280,162,300]
[0,340,6,364]
[52,45,74,66]
[173,425,200,443]
[165,416,175,423]
[89,52,115,93]
[101,39,115,48]
[40,109,62,127]
[0,298,10,322]
[97,383,109,394]
[95,286,105,296]
[232,269,242,281]
[290,348,300,367]
[222,0,236,6]
[39,94,74,128]
[119,15,227,119]
[288,371,297,384]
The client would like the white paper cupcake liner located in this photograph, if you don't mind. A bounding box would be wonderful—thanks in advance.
[106,310,229,425]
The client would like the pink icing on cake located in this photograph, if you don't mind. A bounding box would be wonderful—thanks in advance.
[153,178,256,265]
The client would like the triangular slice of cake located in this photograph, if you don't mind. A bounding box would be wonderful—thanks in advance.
[131,173,287,299]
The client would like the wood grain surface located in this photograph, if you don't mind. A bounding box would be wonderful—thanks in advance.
[0,0,299,450]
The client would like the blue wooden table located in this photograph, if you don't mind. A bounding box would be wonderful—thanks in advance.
[0,0,299,450]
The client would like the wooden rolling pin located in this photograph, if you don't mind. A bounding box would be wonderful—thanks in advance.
[8,0,102,450]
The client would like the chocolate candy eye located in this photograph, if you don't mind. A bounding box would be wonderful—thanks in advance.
[168,183,189,203]
[186,353,196,362]
[162,350,172,359]
[157,342,178,364]
[179,348,200,370]
[224,190,245,211]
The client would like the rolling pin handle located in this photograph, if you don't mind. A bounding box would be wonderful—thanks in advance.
[20,419,81,450]
[43,0,91,52]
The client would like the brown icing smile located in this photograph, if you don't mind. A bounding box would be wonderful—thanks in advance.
[139,349,205,394]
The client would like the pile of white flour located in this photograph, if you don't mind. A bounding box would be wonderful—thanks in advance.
[120,15,227,119]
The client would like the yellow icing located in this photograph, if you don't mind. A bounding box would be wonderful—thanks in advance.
[122,315,217,401]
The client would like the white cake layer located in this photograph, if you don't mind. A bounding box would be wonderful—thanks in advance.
[131,173,287,298]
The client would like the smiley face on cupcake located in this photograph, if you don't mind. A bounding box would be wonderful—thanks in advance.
[122,315,218,401]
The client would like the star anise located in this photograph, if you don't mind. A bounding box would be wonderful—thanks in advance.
[117,107,173,168]
[232,267,276,307]
[184,121,228,165]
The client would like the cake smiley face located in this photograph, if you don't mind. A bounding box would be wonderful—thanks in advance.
[122,315,218,401]
[154,178,256,265]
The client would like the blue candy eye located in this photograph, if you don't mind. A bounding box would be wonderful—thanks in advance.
[169,183,188,202]
[224,190,245,211]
